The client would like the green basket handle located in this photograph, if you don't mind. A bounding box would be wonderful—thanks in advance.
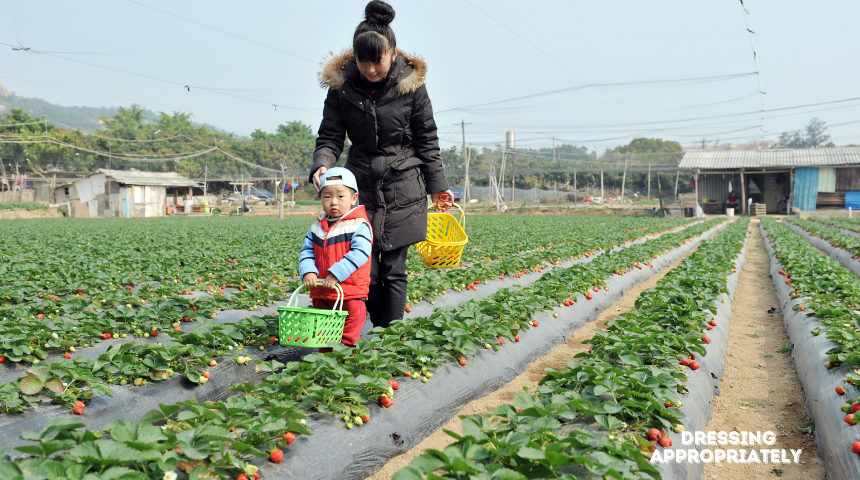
[287,280,345,314]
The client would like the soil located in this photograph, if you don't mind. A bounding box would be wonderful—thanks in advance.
[366,244,700,480]
[701,220,825,480]
[0,207,64,220]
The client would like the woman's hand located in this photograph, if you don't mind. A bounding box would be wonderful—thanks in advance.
[302,273,318,289]
[312,166,328,194]
[431,190,454,210]
[322,274,339,290]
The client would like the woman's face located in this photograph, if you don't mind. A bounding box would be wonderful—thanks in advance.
[357,45,396,83]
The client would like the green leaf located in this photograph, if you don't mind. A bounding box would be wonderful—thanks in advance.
[19,375,44,395]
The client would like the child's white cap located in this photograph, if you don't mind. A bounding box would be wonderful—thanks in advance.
[320,167,358,193]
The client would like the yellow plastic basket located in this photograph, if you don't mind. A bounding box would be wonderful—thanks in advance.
[277,281,346,348]
[416,201,468,269]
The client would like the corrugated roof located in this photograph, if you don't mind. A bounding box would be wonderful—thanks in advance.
[94,169,198,187]
[679,146,860,170]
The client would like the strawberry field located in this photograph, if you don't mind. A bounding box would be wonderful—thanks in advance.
[15,214,852,480]
[0,214,715,480]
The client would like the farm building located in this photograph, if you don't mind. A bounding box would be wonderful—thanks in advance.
[679,146,860,215]
[53,169,199,218]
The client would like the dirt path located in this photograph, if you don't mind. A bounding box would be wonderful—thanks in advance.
[702,220,825,480]
[367,244,700,480]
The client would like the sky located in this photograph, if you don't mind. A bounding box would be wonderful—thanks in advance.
[0,0,858,154]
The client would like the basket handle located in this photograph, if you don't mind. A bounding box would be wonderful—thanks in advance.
[287,280,345,314]
[427,194,466,230]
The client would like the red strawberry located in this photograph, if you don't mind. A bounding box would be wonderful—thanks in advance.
[845,414,857,426]
[515,335,520,342]
[203,372,211,379]
[702,335,710,344]
[270,448,284,463]
[690,362,701,370]
[533,320,539,327]
[405,305,411,313]
[76,400,85,408]
[253,474,260,480]
[690,354,696,360]
[37,313,44,319]
[659,436,672,447]
[709,320,717,327]
[64,353,71,359]
[586,294,593,300]
[474,280,481,284]
[0,357,5,363]
[103,333,111,339]
[183,316,190,322]
[237,474,249,480]
[73,406,83,415]
[389,379,400,390]
[707,326,714,331]
[498,337,504,346]
[209,360,218,367]
[379,395,393,407]
[680,359,691,366]
[126,286,132,290]
[192,306,197,311]
[853,441,860,455]
[852,403,860,414]
[361,415,370,423]
[284,432,296,444]
[459,357,467,366]
[151,331,158,337]
[837,386,846,396]
[256,286,261,290]
[404,371,411,377]
[647,428,661,441]
[270,336,278,343]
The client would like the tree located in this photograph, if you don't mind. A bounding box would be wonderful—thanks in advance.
[778,117,832,148]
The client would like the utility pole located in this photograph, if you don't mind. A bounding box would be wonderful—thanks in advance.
[657,171,665,215]
[647,164,651,199]
[456,120,471,201]
[674,170,680,201]
[552,136,556,161]
[279,164,285,219]
[15,161,21,202]
[573,171,577,202]
[620,158,628,203]
[203,165,208,199]
[600,169,604,202]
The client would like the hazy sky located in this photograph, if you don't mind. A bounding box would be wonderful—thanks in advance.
[1,0,858,153]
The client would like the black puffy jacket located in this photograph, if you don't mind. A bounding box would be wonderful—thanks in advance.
[310,49,449,251]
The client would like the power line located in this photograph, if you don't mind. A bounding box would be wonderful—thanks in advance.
[436,72,758,114]
[124,0,316,63]
[1,41,318,115]
[462,0,647,122]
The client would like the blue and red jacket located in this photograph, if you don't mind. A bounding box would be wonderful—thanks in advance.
[298,205,373,300]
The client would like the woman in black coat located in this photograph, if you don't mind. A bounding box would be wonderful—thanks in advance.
[310,0,452,329]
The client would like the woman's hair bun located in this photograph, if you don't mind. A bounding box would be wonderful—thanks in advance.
[365,0,395,26]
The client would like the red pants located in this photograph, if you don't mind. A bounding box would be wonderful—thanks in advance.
[312,297,366,348]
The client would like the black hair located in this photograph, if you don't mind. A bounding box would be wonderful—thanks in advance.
[353,1,396,63]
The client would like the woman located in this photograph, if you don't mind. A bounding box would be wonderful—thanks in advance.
[310,0,452,329]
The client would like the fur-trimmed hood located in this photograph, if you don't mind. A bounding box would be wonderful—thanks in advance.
[318,49,427,95]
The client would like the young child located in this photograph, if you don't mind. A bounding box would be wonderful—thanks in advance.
[298,167,372,348]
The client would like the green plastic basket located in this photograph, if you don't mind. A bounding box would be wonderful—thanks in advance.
[278,281,347,348]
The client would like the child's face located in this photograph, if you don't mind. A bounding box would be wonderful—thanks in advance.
[320,184,359,218]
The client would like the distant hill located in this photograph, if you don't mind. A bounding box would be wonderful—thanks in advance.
[0,82,227,134]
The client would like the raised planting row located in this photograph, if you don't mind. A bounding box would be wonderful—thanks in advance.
[0,216,698,414]
[402,216,696,306]
[782,217,860,278]
[0,219,726,480]
[394,218,750,480]
[761,218,860,479]
[812,216,860,236]
[0,216,693,370]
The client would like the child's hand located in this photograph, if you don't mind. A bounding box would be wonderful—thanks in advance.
[302,273,318,289]
[322,274,339,290]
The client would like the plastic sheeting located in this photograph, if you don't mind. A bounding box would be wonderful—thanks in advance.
[793,167,819,212]
[783,222,860,279]
[845,191,860,210]
[253,222,729,480]
[762,222,860,480]
[653,226,748,480]
[0,221,711,455]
